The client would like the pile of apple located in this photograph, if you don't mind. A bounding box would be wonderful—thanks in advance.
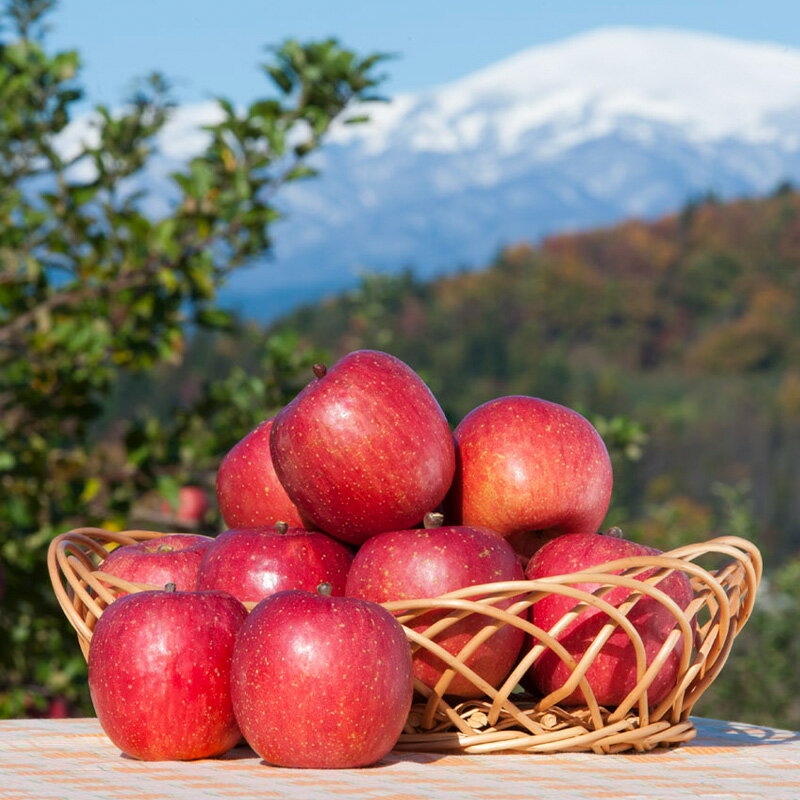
[89,350,694,767]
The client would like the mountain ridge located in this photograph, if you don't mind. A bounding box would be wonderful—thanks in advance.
[331,26,800,155]
[63,26,800,319]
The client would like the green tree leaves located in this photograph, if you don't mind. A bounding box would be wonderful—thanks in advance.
[0,0,385,716]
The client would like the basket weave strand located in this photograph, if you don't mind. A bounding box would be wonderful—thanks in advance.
[47,528,761,754]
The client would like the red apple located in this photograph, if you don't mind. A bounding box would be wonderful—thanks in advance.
[216,418,307,529]
[231,584,413,768]
[269,350,456,545]
[447,396,613,558]
[88,586,248,760]
[177,485,210,522]
[47,697,69,719]
[345,515,526,698]
[524,532,694,708]
[159,486,210,523]
[195,523,353,603]
[98,534,212,592]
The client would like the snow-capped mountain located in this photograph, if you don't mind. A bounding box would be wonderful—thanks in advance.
[140,28,800,318]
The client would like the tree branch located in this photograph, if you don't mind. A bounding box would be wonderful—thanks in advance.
[0,268,159,346]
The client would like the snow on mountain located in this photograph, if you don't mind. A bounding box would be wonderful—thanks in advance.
[77,27,800,319]
[331,27,800,155]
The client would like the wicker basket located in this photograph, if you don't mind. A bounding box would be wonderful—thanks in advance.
[48,527,761,755]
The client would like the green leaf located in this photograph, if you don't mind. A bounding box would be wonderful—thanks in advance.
[79,477,101,503]
[196,308,235,330]
[266,65,293,94]
[153,219,178,258]
[156,475,180,510]
[68,183,98,206]
[284,164,318,181]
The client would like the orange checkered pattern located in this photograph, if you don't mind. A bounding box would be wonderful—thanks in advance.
[1,717,799,799]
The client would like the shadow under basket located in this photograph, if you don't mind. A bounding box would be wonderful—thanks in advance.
[48,528,761,755]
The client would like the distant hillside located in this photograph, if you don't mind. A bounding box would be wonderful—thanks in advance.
[280,189,800,559]
[219,26,800,317]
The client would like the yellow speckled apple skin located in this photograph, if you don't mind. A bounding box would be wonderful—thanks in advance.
[447,396,613,544]
[216,418,308,530]
[88,589,248,761]
[270,350,456,545]
[231,590,413,768]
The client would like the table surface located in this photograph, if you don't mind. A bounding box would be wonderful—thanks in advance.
[1,716,799,800]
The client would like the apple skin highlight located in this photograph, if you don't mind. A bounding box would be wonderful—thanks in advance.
[88,587,247,761]
[98,534,212,593]
[196,524,353,603]
[447,395,613,558]
[216,418,307,530]
[231,588,414,768]
[270,350,456,545]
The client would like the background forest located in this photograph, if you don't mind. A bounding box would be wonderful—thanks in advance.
[2,1,798,731]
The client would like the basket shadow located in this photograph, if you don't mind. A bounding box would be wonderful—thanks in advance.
[685,717,800,748]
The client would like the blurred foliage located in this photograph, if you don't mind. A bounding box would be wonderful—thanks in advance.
[696,555,800,729]
[0,0,386,717]
[688,480,800,729]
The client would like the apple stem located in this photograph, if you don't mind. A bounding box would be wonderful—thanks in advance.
[164,582,176,592]
[604,526,625,539]
[316,582,333,596]
[423,512,445,529]
[312,363,328,379]
[275,521,289,535]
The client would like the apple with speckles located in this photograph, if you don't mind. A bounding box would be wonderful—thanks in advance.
[231,584,413,768]
[524,531,695,708]
[195,522,353,603]
[88,585,248,760]
[216,418,307,529]
[269,350,456,545]
[98,533,212,593]
[345,514,526,697]
[446,396,613,559]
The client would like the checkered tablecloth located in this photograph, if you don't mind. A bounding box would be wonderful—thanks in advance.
[1,716,799,799]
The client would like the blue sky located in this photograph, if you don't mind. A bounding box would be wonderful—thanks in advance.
[46,0,800,107]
